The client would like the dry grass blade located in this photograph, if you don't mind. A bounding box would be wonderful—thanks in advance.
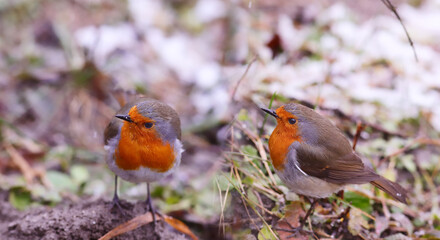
[223,170,279,239]
[252,182,283,201]
[215,175,229,237]
[225,151,282,202]
[380,0,418,62]
[225,147,282,201]
[231,55,258,101]
[234,121,279,189]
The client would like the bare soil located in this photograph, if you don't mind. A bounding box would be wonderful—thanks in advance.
[0,191,188,240]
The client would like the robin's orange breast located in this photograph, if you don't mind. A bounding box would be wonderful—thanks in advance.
[115,123,176,173]
[269,129,301,171]
[268,106,303,171]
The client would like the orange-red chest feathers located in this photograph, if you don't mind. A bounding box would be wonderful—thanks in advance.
[114,106,175,172]
[268,106,302,171]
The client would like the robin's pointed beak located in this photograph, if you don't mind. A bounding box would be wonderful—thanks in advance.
[115,114,133,122]
[260,107,279,118]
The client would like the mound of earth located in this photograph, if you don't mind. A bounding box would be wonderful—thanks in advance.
[0,192,187,240]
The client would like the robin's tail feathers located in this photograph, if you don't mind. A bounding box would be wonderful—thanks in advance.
[371,177,408,204]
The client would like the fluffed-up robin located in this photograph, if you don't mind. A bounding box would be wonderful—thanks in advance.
[104,98,183,224]
[261,103,407,232]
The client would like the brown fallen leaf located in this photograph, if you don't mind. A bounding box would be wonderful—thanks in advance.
[5,143,37,184]
[375,215,390,237]
[275,201,308,240]
[348,208,369,236]
[99,212,198,240]
[163,215,198,240]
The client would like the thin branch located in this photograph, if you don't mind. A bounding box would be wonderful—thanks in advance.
[378,137,440,168]
[380,0,418,62]
[231,55,258,101]
[352,121,365,151]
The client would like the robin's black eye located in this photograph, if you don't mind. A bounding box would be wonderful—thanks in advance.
[288,118,296,124]
[144,122,154,128]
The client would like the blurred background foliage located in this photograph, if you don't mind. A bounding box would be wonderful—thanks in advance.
[0,0,439,239]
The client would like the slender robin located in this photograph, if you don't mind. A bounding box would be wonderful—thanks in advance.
[104,98,183,224]
[261,103,407,232]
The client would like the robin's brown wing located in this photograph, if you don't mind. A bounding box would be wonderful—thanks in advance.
[103,119,121,145]
[293,142,379,184]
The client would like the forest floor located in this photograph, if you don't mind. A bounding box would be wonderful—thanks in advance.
[1,0,439,239]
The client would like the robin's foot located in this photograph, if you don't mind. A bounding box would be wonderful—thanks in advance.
[147,208,161,239]
[110,194,126,215]
[145,195,158,228]
[149,208,159,230]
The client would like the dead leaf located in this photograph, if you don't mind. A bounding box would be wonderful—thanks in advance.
[375,215,390,236]
[391,212,413,235]
[163,215,198,240]
[384,233,412,240]
[348,208,369,236]
[5,143,36,184]
[99,212,155,240]
[99,212,198,240]
[275,201,308,240]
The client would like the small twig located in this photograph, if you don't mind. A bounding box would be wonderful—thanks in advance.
[337,197,376,221]
[352,121,365,151]
[380,0,418,62]
[215,176,227,237]
[231,55,258,101]
[378,137,440,168]
[252,184,283,201]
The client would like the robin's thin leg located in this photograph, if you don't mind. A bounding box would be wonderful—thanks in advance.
[275,199,317,237]
[301,199,317,225]
[110,175,125,214]
[146,183,157,226]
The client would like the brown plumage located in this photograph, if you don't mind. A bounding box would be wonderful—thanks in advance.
[262,103,408,203]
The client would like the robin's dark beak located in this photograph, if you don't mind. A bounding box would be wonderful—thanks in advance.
[260,108,279,118]
[115,114,133,122]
